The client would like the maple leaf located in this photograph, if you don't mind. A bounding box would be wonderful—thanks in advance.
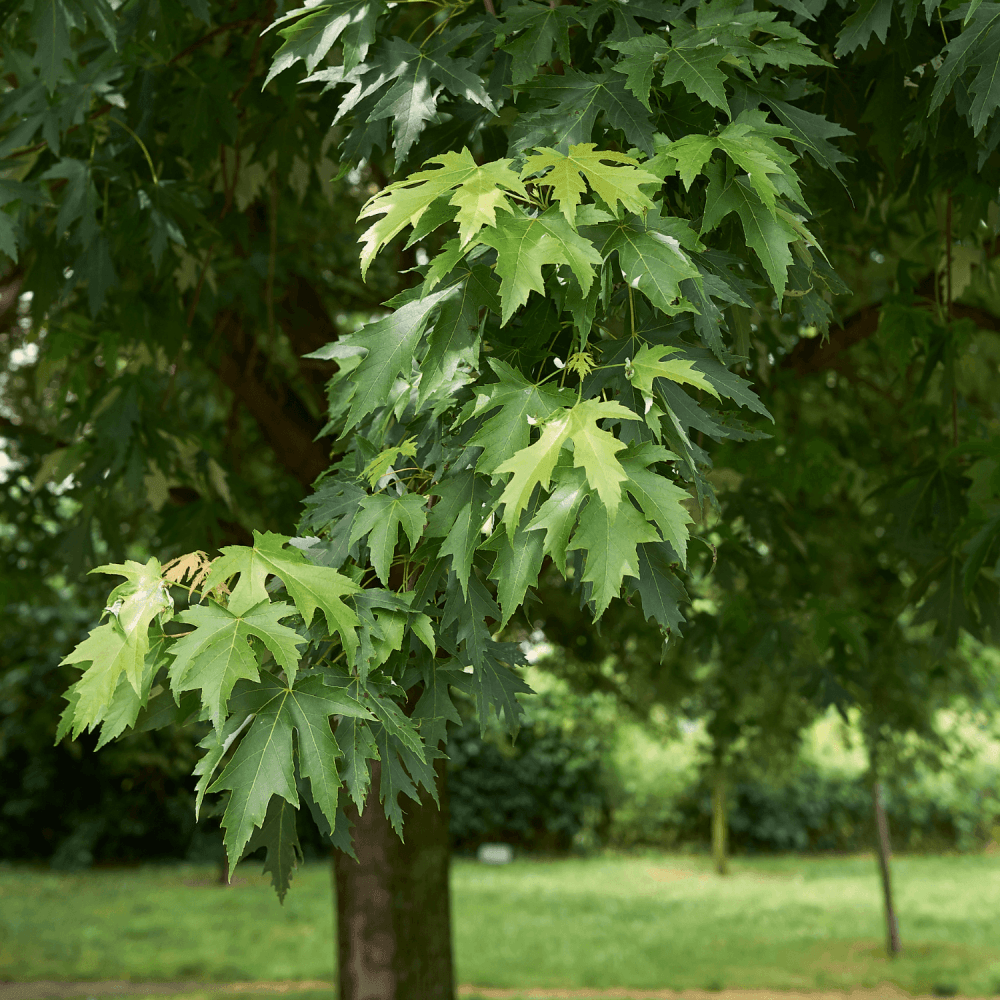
[411,663,464,750]
[359,149,526,272]
[58,630,170,747]
[929,3,1000,135]
[658,29,730,116]
[621,452,693,565]
[418,264,497,407]
[331,285,457,428]
[665,114,802,213]
[334,714,379,808]
[591,211,702,316]
[701,163,798,300]
[443,575,531,731]
[508,68,656,158]
[477,206,603,324]
[202,531,360,660]
[627,344,720,402]
[609,35,670,111]
[494,397,640,532]
[834,0,893,57]
[526,464,588,574]
[209,671,372,867]
[522,144,658,227]
[631,540,689,636]
[568,496,660,618]
[500,0,574,85]
[349,491,427,586]
[240,795,302,903]
[486,497,546,627]
[425,470,499,594]
[360,438,417,489]
[763,98,853,185]
[167,599,305,730]
[265,0,385,86]
[463,358,571,472]
[59,558,173,722]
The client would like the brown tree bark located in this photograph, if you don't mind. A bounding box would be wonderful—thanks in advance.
[872,777,902,956]
[333,753,455,1000]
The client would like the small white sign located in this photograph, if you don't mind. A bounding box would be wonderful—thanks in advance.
[477,842,513,865]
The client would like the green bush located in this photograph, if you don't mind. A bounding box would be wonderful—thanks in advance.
[447,687,615,854]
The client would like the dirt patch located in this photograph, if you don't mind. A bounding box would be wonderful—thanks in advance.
[0,983,993,1000]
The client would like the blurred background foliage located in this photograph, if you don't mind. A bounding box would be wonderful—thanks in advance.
[5,643,1000,867]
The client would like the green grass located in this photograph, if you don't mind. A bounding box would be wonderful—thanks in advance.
[2,852,1000,996]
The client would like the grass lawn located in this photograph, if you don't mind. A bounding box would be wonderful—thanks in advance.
[1,852,999,996]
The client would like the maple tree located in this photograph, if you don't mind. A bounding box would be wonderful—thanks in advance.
[3,0,1000,995]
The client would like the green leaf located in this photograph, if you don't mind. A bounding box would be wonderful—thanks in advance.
[59,558,172,722]
[621,453,693,565]
[522,143,658,227]
[609,35,670,110]
[764,98,853,185]
[167,599,305,730]
[929,4,1000,135]
[464,359,571,473]
[32,0,72,93]
[834,0,894,56]
[359,149,526,271]
[500,0,574,85]
[568,496,660,617]
[349,491,427,586]
[525,465,588,574]
[477,207,603,324]
[426,470,499,594]
[265,0,384,85]
[665,114,802,212]
[592,211,702,316]
[340,286,457,428]
[209,671,371,866]
[494,397,639,532]
[632,540,688,635]
[701,164,797,299]
[418,264,495,407]
[202,531,360,661]
[337,715,379,809]
[627,343,720,401]
[486,492,545,627]
[659,34,730,116]
[241,795,302,903]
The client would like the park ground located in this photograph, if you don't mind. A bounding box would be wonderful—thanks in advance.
[1,853,999,998]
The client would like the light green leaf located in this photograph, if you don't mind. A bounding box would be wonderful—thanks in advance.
[202,531,360,661]
[477,207,603,324]
[522,143,658,227]
[168,599,304,730]
[359,149,526,272]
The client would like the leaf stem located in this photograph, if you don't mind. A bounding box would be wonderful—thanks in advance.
[108,117,158,185]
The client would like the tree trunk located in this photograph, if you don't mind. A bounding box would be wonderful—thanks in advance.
[711,766,728,876]
[333,754,455,1000]
[872,778,902,956]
